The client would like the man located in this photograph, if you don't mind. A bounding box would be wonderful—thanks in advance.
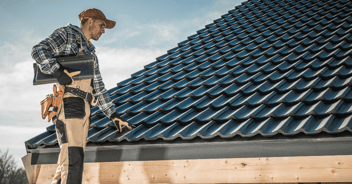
[31,8,133,184]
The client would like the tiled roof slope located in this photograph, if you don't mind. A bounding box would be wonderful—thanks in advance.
[26,0,352,150]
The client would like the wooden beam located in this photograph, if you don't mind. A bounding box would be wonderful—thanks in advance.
[26,155,352,184]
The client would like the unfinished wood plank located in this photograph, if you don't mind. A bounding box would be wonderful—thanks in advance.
[31,155,352,184]
[22,153,43,184]
[35,164,57,183]
[22,153,34,184]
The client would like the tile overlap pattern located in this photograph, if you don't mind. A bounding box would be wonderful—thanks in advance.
[26,0,352,149]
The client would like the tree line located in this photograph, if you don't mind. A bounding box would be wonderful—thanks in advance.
[0,149,28,184]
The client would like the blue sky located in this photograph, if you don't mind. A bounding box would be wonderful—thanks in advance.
[0,0,242,167]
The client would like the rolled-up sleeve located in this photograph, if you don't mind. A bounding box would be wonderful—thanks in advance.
[92,57,116,119]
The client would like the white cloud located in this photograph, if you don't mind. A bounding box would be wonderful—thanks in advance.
[0,126,45,167]
[97,47,165,89]
[0,50,51,114]
[0,126,44,148]
[0,30,50,131]
[100,0,242,50]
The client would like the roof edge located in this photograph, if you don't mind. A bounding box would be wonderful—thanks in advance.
[30,135,352,165]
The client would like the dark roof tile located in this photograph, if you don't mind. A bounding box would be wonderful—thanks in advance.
[26,0,352,150]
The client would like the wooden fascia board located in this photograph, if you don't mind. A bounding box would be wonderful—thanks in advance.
[24,155,352,184]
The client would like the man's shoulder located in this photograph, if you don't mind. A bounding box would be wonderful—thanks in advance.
[53,24,79,35]
[65,23,80,30]
[51,27,72,38]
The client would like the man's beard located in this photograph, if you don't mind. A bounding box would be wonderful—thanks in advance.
[89,24,100,41]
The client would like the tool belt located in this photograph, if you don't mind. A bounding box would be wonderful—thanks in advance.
[40,85,97,123]
[40,84,65,122]
[65,87,94,104]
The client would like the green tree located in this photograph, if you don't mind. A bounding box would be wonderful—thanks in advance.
[0,149,28,184]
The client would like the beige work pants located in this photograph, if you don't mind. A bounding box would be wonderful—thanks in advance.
[51,79,92,184]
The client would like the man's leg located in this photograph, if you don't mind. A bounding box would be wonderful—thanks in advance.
[51,94,90,184]
[51,120,67,184]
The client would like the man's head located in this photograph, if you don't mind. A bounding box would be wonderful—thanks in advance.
[79,8,115,41]
[82,18,106,41]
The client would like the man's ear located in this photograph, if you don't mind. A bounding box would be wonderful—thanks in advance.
[88,18,94,25]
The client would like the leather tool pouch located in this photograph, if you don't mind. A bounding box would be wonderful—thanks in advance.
[40,84,65,123]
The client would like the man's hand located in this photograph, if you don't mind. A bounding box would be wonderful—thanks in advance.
[64,70,81,85]
[53,66,81,85]
[112,118,134,132]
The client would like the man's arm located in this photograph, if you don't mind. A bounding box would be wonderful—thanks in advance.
[92,60,117,119]
[92,59,133,132]
[31,27,76,85]
[31,27,68,75]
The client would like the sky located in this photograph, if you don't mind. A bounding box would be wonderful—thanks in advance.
[0,0,242,167]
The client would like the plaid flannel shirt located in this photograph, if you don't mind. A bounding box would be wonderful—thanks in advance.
[31,24,116,119]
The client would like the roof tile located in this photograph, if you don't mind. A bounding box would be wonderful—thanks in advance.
[26,0,352,150]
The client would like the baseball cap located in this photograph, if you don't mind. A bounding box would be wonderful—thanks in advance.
[79,8,116,29]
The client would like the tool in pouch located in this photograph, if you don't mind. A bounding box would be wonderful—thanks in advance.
[40,83,65,123]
